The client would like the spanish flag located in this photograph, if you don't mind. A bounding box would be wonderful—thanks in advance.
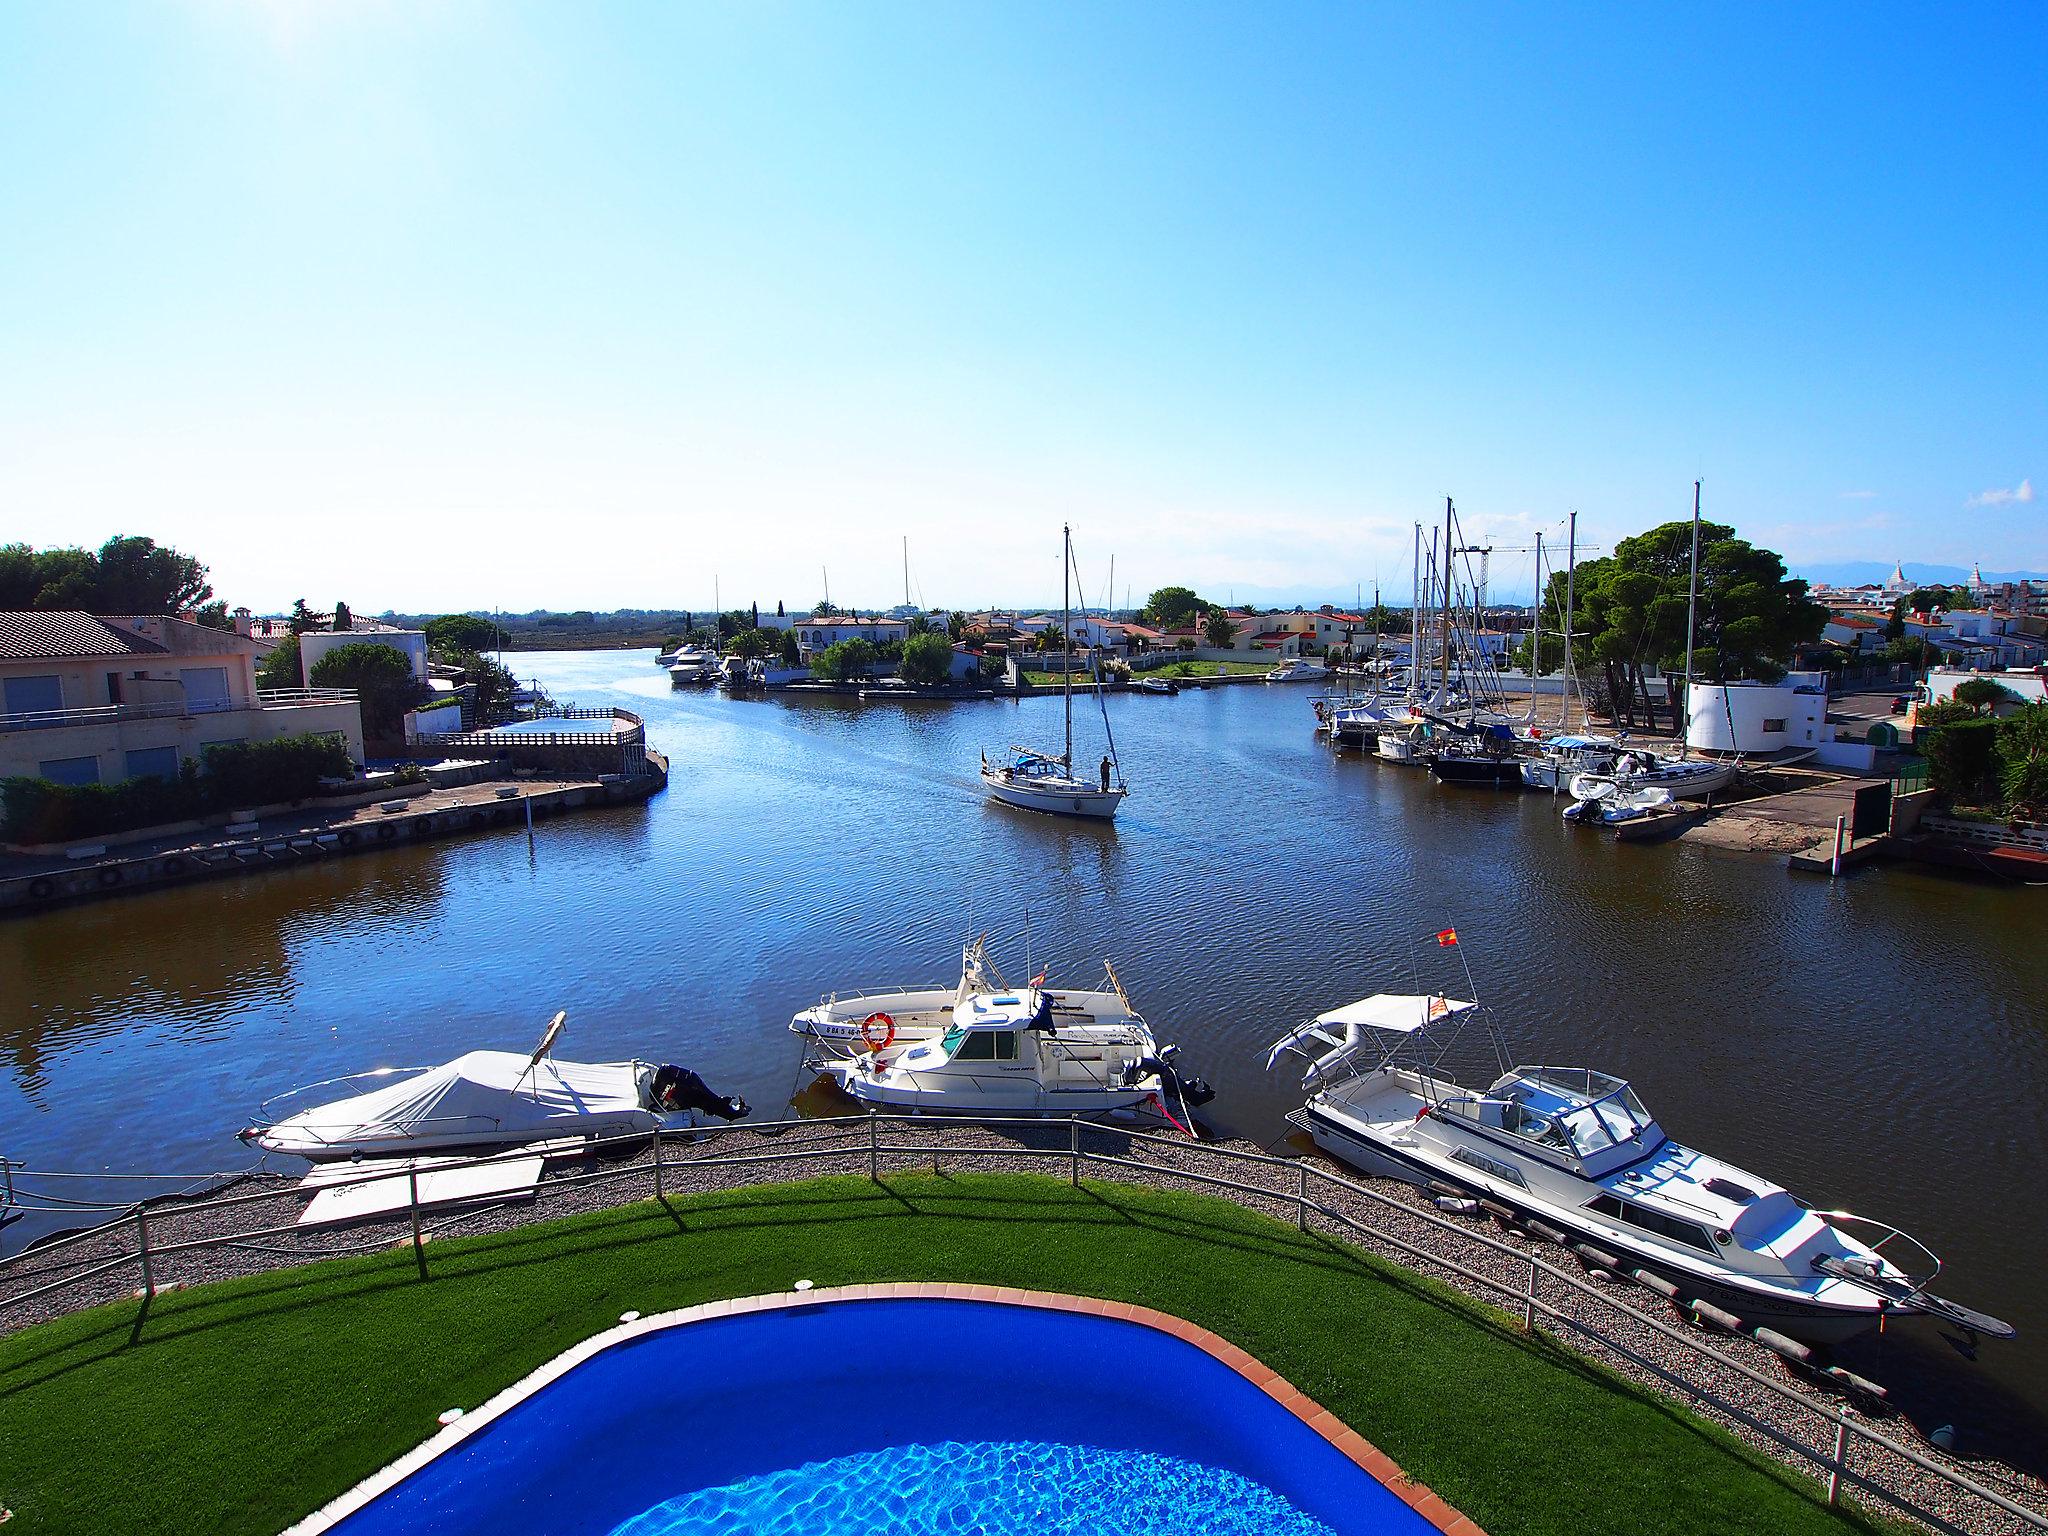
[1435,928,1459,948]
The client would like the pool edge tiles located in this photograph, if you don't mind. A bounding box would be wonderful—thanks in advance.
[279,1283,1486,1536]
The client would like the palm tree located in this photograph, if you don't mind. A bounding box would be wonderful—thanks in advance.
[1203,609,1238,649]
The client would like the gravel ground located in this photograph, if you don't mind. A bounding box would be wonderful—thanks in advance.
[3,1120,2042,1536]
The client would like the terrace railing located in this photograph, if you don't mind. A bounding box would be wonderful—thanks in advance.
[0,1114,2038,1536]
[0,687,358,733]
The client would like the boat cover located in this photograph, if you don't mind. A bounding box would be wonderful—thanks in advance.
[1312,994,1475,1034]
[271,1051,653,1152]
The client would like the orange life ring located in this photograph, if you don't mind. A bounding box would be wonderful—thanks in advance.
[859,1011,896,1052]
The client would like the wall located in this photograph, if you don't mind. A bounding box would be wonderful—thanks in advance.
[0,698,365,785]
[1924,667,2046,708]
[299,630,430,685]
[1686,674,1830,754]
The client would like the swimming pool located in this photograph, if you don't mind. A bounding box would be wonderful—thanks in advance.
[310,1295,1447,1535]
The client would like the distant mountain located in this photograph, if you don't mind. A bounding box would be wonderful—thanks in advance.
[1790,561,2047,588]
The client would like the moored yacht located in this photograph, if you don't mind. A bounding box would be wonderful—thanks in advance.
[1264,658,1329,683]
[1568,752,1735,802]
[1264,986,2011,1345]
[808,984,1212,1123]
[1519,734,1623,791]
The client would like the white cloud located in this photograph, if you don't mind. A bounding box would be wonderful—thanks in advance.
[1967,478,2034,508]
[1838,489,1878,500]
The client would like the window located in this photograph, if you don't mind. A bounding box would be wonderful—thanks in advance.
[124,747,181,781]
[1586,1193,1717,1253]
[1761,718,1787,733]
[4,674,64,715]
[1451,1146,1528,1188]
[37,755,101,786]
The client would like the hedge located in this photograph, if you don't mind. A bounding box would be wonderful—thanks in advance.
[1,732,354,844]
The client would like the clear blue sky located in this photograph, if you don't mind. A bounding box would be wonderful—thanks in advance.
[2,3,2041,613]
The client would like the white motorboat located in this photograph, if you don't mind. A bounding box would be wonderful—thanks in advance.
[1133,676,1180,696]
[1264,658,1329,683]
[668,646,719,685]
[1265,988,2011,1344]
[655,642,688,666]
[808,985,1212,1123]
[980,525,1128,820]
[791,938,1144,1058]
[1562,784,1676,824]
[239,1014,749,1161]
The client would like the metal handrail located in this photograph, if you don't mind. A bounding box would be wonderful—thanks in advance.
[0,1114,2039,1534]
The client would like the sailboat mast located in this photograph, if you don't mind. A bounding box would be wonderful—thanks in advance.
[1682,480,1702,758]
[1562,511,1577,730]
[1410,523,1422,696]
[903,535,910,612]
[1439,497,1455,704]
[1531,531,1542,712]
[1063,524,1073,770]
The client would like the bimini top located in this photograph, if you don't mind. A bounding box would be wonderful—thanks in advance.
[1310,994,1474,1035]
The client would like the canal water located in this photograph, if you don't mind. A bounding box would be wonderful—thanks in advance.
[5,649,2044,1462]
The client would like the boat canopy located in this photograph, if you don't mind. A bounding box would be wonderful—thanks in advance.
[267,1050,652,1152]
[1311,994,1474,1035]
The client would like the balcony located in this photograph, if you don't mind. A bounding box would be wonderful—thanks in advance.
[0,688,357,734]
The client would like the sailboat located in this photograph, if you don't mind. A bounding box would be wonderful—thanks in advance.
[980,525,1127,819]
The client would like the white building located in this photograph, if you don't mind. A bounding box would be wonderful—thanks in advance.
[1924,666,2047,710]
[791,615,912,658]
[0,612,364,787]
[1685,672,1830,755]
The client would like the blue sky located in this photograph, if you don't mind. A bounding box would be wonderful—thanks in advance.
[1,4,2041,613]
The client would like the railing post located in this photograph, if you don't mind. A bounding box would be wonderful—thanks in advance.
[1296,1162,1309,1231]
[1522,1254,1538,1331]
[409,1167,428,1279]
[1826,1409,1851,1506]
[1069,1116,1080,1186]
[135,1207,153,1297]
[868,1112,879,1183]
[651,1120,664,1201]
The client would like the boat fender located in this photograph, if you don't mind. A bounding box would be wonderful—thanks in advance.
[27,876,55,900]
[338,829,359,847]
[377,824,397,842]
[161,856,186,876]
[97,866,123,887]
[858,1012,896,1052]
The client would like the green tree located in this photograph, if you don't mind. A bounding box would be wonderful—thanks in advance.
[731,628,769,659]
[812,599,834,617]
[947,612,966,641]
[287,598,329,634]
[1565,520,1824,730]
[1954,677,2018,716]
[812,637,877,681]
[194,600,233,630]
[778,629,802,667]
[1994,705,2048,818]
[1903,588,1951,615]
[1141,586,1206,629]
[86,535,214,613]
[308,642,423,740]
[1203,609,1238,648]
[0,543,36,609]
[440,648,515,722]
[256,633,301,691]
[1510,631,1567,676]
[424,614,506,652]
[331,601,353,632]
[901,631,954,686]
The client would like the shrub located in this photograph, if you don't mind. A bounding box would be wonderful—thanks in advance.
[255,633,301,691]
[309,642,423,738]
[1994,704,2048,819]
[200,733,355,806]
[1922,717,2000,808]
[812,638,877,682]
[1,734,353,843]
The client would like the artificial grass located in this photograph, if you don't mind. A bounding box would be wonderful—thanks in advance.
[0,1173,1890,1536]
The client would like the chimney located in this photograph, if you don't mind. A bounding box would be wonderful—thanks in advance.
[233,605,254,638]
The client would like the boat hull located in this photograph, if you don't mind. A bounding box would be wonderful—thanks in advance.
[1430,755,1526,788]
[980,769,1124,819]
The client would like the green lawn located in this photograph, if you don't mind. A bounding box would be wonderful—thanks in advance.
[0,1174,1888,1536]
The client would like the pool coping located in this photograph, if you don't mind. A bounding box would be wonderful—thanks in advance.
[279,1282,1486,1536]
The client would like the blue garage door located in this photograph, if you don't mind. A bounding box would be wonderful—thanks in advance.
[124,746,182,781]
[4,674,64,716]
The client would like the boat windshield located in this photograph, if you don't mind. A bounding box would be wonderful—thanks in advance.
[1498,1068,1656,1156]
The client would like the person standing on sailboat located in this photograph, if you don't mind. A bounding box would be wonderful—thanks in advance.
[1100,755,1112,792]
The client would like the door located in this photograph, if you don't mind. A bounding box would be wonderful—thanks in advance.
[179,666,232,713]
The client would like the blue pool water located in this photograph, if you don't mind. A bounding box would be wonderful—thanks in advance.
[612,1440,1339,1535]
[328,1300,1436,1535]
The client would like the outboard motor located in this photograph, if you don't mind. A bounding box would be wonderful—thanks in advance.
[1122,1050,1217,1110]
[650,1065,751,1122]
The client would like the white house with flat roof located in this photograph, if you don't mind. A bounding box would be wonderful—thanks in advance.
[0,613,364,787]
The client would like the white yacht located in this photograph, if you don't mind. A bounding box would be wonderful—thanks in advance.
[239,1014,749,1161]
[808,985,1212,1122]
[1264,658,1329,683]
[1568,752,1735,802]
[790,939,1143,1058]
[1518,734,1623,791]
[1265,990,2011,1345]
[668,646,719,685]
